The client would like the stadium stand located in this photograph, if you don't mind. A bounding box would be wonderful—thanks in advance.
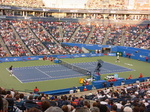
[0,20,149,56]
[0,44,8,57]
[12,20,50,55]
[0,0,44,7]
[0,0,150,112]
[0,20,30,57]
[62,22,80,43]
[87,24,107,45]
[72,25,92,44]
[0,79,150,112]
[86,0,126,9]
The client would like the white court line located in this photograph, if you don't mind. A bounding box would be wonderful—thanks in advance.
[124,63,133,66]
[6,68,23,83]
[35,67,52,78]
[22,73,83,82]
[21,73,85,83]
[104,62,134,70]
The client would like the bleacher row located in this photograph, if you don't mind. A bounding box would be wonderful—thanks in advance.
[0,20,149,57]
[0,77,150,112]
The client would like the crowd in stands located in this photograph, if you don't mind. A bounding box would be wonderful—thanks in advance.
[0,20,30,57]
[0,0,44,7]
[72,25,92,44]
[29,21,67,55]
[0,20,149,57]
[1,0,128,10]
[105,24,150,50]
[82,14,149,21]
[123,25,149,49]
[62,22,80,43]
[63,45,84,54]
[86,0,126,9]
[0,0,126,10]
[106,24,125,46]
[29,21,83,54]
[127,28,150,49]
[0,44,8,57]
[0,80,150,112]
[12,20,50,55]
[88,24,107,45]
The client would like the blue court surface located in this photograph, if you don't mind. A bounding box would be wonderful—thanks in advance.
[12,62,134,83]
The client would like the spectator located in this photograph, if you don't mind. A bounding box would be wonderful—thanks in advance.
[123,106,133,112]
[61,105,69,112]
[83,86,88,91]
[103,82,107,88]
[69,88,74,94]
[146,56,149,62]
[73,107,90,112]
[139,73,143,78]
[27,107,41,112]
[41,100,50,112]
[34,87,39,94]
[45,106,63,112]
[90,107,100,112]
[111,104,117,112]
[0,95,3,112]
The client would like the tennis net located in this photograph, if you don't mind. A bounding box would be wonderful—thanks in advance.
[59,60,91,75]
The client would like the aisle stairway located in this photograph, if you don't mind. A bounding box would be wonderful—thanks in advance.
[10,25,33,55]
[102,28,110,45]
[41,25,70,54]
[85,26,95,44]
[0,35,11,57]
[27,24,50,54]
[68,26,80,43]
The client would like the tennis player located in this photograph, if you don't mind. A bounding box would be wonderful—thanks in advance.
[116,55,120,62]
[9,65,13,76]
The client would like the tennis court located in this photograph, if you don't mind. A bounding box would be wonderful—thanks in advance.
[12,61,134,83]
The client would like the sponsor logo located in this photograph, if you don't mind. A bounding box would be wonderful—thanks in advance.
[74,55,80,58]
[131,54,135,56]
[5,58,9,61]
[31,57,37,60]
[91,54,96,56]
[0,6,11,9]
[108,53,116,56]
[81,55,86,57]
[13,58,18,61]
[0,16,6,18]
[140,55,146,58]
[86,44,93,46]
[59,56,67,58]
[98,54,103,56]
[98,45,102,47]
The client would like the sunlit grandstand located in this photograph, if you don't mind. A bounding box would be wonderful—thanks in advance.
[0,0,150,112]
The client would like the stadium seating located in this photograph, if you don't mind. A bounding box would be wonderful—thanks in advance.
[86,0,126,9]
[0,1,150,112]
[1,0,44,7]
[0,20,149,57]
[0,77,150,112]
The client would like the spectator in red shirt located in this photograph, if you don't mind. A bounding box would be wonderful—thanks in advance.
[139,73,143,78]
[146,56,149,62]
[128,75,132,79]
[34,87,39,93]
